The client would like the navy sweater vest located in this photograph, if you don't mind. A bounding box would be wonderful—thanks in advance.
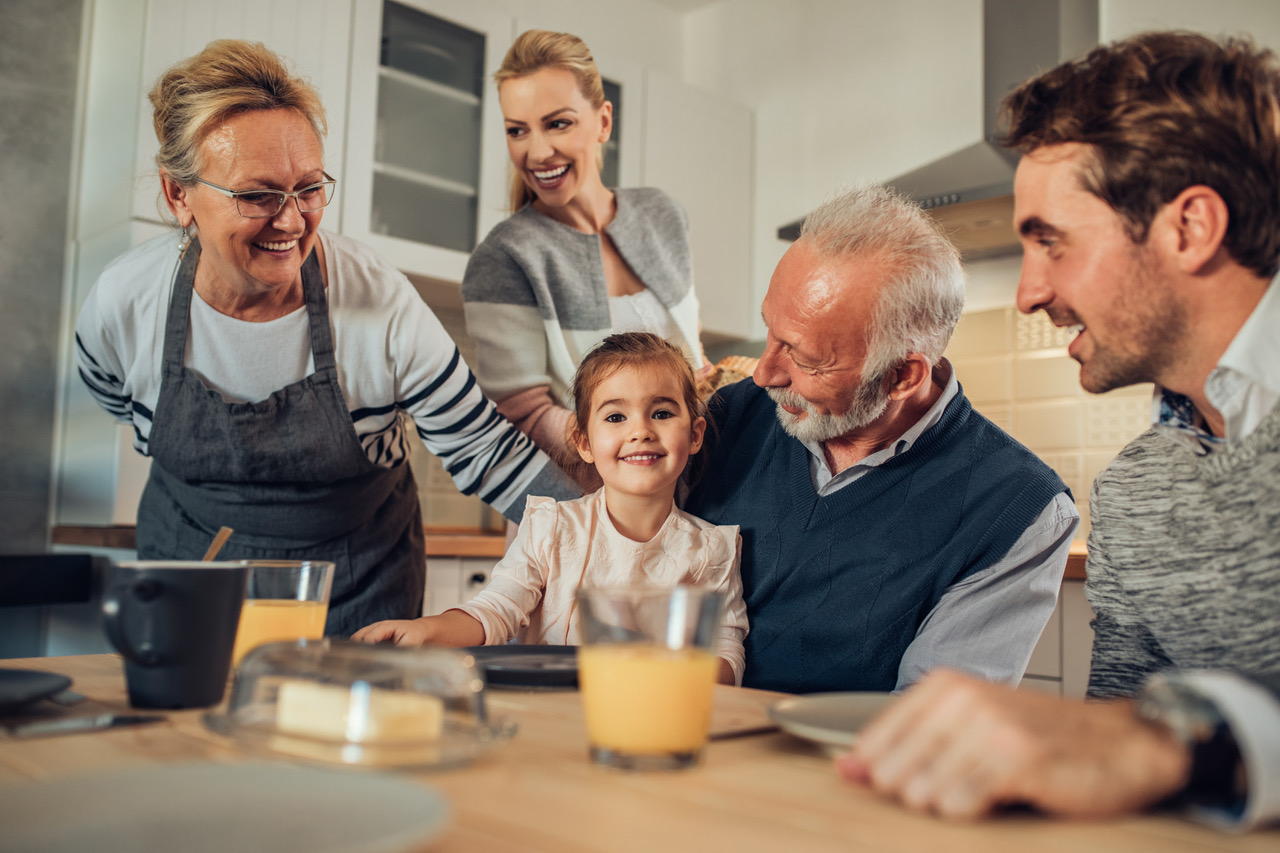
[685,381,1067,693]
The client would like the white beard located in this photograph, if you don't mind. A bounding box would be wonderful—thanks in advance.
[766,376,888,444]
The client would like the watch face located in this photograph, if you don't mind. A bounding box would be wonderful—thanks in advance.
[1141,676,1233,744]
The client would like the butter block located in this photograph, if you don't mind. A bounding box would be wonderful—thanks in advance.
[276,680,444,744]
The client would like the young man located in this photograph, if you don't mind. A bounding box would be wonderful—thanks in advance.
[837,32,1280,829]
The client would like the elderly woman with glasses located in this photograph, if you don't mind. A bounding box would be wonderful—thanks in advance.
[74,40,579,635]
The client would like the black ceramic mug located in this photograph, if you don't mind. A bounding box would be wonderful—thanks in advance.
[102,561,250,709]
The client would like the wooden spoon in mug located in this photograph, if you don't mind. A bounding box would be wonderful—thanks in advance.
[202,527,234,561]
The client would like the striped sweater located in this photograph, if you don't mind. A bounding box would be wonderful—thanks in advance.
[1085,402,1280,698]
[74,229,578,520]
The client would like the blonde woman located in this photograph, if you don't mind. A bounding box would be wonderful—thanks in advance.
[74,40,579,634]
[462,30,711,489]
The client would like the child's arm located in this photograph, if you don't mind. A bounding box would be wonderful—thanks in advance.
[352,610,485,647]
[716,659,736,685]
[703,527,749,686]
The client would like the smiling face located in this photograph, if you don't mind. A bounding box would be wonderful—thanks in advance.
[499,67,611,211]
[163,108,326,303]
[575,364,705,503]
[1014,143,1187,393]
[753,239,891,442]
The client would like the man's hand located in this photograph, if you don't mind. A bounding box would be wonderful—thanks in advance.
[836,669,1192,819]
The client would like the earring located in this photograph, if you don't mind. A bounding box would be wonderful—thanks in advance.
[177,224,192,256]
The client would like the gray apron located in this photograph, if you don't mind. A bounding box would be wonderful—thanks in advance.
[136,237,425,635]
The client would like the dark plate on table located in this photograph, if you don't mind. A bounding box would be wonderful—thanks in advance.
[0,668,72,714]
[463,645,578,689]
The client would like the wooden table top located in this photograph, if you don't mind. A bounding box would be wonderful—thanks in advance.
[2,655,1272,853]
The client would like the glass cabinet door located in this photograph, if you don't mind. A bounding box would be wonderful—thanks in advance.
[373,2,485,252]
[344,0,513,284]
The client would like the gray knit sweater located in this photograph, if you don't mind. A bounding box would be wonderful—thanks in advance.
[460,187,702,405]
[1085,401,1280,698]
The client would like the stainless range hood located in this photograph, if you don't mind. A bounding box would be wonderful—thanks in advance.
[778,0,1098,260]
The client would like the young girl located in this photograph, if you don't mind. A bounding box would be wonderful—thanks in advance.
[354,332,747,684]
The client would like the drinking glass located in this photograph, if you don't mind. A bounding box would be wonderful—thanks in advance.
[230,561,335,667]
[575,585,725,770]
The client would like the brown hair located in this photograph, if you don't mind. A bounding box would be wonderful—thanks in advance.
[149,39,327,187]
[570,332,711,482]
[495,29,607,213]
[999,30,1280,278]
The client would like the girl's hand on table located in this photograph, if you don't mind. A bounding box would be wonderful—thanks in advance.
[352,619,436,646]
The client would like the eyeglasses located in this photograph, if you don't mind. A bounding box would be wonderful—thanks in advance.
[194,172,338,218]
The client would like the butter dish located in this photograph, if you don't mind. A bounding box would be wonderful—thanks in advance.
[204,639,515,769]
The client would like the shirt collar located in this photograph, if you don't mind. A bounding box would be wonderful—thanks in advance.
[1151,273,1280,450]
[1213,272,1280,397]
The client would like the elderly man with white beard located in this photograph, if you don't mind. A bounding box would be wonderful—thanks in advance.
[684,183,1078,694]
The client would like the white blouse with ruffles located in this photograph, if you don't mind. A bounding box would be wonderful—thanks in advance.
[455,489,748,683]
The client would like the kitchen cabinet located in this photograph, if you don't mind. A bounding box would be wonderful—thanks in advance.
[344,0,513,284]
[1021,578,1096,698]
[423,555,498,617]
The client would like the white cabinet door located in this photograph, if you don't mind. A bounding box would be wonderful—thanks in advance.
[345,0,513,284]
[130,0,355,228]
[1061,579,1096,699]
[643,71,754,342]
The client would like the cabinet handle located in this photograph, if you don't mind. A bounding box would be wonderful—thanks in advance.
[468,573,488,585]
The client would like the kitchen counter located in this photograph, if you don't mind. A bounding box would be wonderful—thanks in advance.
[49,525,507,558]
[50,526,1088,577]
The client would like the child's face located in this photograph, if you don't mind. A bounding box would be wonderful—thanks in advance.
[575,364,706,502]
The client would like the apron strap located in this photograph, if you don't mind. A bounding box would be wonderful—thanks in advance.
[161,236,202,369]
[300,250,337,372]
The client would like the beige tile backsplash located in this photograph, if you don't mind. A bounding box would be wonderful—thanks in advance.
[947,307,1154,538]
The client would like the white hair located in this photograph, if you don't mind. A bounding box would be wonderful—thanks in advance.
[800,182,966,382]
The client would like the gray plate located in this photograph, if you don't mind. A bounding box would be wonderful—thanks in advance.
[0,668,72,713]
[768,692,894,754]
[0,761,450,853]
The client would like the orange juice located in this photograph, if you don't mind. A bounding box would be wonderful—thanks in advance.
[578,644,718,753]
[231,599,328,666]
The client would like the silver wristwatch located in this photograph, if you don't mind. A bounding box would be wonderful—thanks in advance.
[1135,673,1245,808]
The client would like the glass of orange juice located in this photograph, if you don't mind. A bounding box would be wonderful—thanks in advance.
[575,585,725,771]
[230,561,335,667]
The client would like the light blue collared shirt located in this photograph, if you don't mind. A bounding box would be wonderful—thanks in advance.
[1152,270,1280,452]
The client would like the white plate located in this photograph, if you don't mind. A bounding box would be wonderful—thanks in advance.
[768,692,894,753]
[0,761,450,853]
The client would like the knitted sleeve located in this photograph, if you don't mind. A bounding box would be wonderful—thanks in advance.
[1084,463,1175,698]
[461,235,557,402]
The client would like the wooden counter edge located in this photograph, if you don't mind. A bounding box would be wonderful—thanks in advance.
[1065,542,1087,581]
[50,525,509,559]
[53,526,1088,577]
